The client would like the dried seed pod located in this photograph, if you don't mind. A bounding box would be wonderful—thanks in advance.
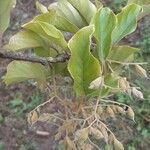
[119,78,131,95]
[119,78,128,91]
[116,106,125,114]
[89,76,104,89]
[75,128,89,142]
[106,106,115,118]
[113,138,124,150]
[27,110,39,125]
[38,113,52,122]
[132,87,144,100]
[98,125,109,143]
[90,127,103,139]
[81,143,94,150]
[108,134,114,144]
[97,106,103,115]
[110,105,118,114]
[134,65,147,78]
[66,136,77,150]
[126,107,135,122]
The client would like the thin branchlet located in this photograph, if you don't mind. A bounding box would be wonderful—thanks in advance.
[0,51,70,65]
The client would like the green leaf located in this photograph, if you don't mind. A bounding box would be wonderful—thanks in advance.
[108,45,139,62]
[112,4,142,44]
[33,11,79,33]
[4,61,47,85]
[48,0,87,28]
[104,74,119,88]
[4,31,45,51]
[68,26,101,96]
[0,0,16,34]
[48,62,68,76]
[34,47,58,57]
[36,1,48,13]
[23,21,68,51]
[128,0,150,20]
[68,0,97,23]
[91,8,116,60]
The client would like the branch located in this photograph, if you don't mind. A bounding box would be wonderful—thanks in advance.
[0,51,70,65]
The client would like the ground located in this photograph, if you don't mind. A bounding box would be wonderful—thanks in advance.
[0,0,150,150]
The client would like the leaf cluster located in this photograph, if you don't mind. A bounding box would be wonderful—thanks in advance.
[1,0,150,149]
[3,0,148,99]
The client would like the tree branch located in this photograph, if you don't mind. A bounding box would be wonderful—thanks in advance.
[0,51,70,65]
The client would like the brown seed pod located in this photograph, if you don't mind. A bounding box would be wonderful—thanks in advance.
[106,106,115,118]
[108,134,114,144]
[90,127,103,139]
[119,78,128,91]
[126,107,135,121]
[81,143,94,150]
[110,105,118,114]
[113,138,124,150]
[116,106,125,114]
[97,106,103,115]
[119,77,131,95]
[27,110,39,125]
[131,87,144,100]
[75,128,89,142]
[98,125,109,143]
[134,65,147,78]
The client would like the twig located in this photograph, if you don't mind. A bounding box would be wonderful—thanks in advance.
[97,120,116,138]
[94,99,100,120]
[99,98,130,108]
[108,59,148,65]
[0,51,70,65]
[88,137,102,150]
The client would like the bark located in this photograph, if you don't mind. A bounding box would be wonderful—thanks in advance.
[0,51,70,65]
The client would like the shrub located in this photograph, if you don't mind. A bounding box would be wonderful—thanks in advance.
[1,0,150,149]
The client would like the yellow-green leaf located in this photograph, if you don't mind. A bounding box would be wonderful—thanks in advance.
[33,11,79,33]
[104,74,119,89]
[0,0,16,34]
[112,4,142,44]
[91,8,116,60]
[68,26,101,96]
[36,1,48,13]
[4,61,47,85]
[48,0,87,28]
[128,0,150,20]
[23,21,68,51]
[108,45,139,62]
[34,47,58,57]
[4,31,45,51]
[68,0,97,23]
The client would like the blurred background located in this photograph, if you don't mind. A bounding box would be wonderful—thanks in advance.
[0,0,149,150]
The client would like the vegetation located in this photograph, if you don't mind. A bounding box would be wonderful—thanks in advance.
[0,0,150,149]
